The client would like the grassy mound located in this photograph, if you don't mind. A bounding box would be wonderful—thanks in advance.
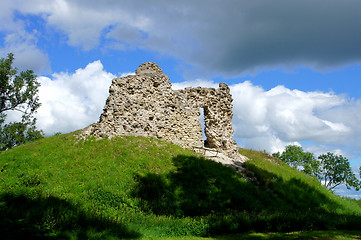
[0,133,361,239]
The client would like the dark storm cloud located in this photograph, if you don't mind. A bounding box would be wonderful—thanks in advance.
[6,0,361,75]
[88,0,361,76]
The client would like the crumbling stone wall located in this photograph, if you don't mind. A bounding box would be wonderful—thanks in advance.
[176,83,235,150]
[82,62,240,159]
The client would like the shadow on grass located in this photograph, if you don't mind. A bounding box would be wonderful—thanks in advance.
[0,192,141,240]
[134,154,257,217]
[134,154,361,234]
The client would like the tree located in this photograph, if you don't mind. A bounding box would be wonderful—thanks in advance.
[272,145,320,178]
[273,145,361,191]
[0,53,43,150]
[318,152,360,191]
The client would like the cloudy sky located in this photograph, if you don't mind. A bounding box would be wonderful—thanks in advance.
[1,0,361,197]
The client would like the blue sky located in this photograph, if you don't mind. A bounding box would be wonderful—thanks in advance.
[1,0,361,198]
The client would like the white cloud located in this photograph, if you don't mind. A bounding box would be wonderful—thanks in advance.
[35,60,115,135]
[0,1,50,73]
[0,31,50,73]
[232,82,356,152]
[0,0,23,32]
[15,0,149,50]
[40,1,112,50]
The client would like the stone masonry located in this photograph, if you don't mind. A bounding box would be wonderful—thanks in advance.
[82,62,242,160]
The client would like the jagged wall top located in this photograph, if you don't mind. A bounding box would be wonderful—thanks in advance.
[82,62,240,159]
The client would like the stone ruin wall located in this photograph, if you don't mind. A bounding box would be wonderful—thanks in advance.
[82,62,240,159]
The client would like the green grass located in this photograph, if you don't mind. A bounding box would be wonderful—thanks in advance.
[146,231,361,240]
[1,134,361,239]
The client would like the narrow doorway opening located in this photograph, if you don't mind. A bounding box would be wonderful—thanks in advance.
[200,107,208,147]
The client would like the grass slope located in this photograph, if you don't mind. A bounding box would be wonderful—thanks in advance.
[0,133,361,239]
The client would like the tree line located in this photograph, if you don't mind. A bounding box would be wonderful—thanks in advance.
[273,145,361,191]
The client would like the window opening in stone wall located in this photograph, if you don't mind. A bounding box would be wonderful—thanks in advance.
[200,107,208,147]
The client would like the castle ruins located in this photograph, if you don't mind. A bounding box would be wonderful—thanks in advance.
[82,62,242,160]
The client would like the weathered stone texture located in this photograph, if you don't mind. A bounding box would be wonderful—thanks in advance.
[82,62,240,160]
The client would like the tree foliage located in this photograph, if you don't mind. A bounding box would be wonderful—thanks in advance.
[272,145,320,178]
[273,145,361,191]
[318,152,360,191]
[0,53,43,150]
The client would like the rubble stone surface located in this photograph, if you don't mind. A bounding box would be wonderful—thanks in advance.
[82,62,243,160]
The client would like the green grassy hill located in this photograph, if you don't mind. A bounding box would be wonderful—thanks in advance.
[1,133,361,239]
